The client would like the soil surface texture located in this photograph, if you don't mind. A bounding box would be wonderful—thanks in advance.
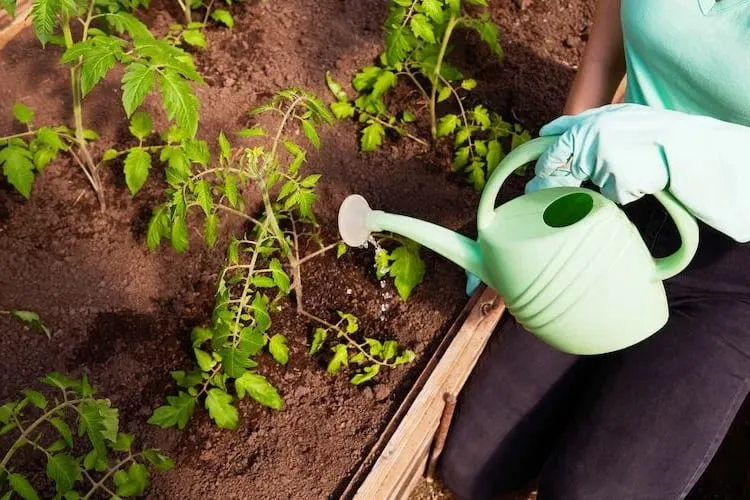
[1,0,749,499]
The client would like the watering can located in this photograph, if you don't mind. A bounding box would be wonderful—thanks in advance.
[337,135,700,355]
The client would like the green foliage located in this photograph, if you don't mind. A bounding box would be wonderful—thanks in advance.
[372,237,426,300]
[325,0,531,191]
[2,309,52,339]
[0,373,172,498]
[309,311,416,385]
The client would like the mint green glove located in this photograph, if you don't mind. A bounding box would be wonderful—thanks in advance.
[526,103,750,242]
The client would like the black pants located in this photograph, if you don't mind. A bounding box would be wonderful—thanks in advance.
[438,197,750,500]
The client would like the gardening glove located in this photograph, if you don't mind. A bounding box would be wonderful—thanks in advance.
[526,103,750,242]
[465,270,481,296]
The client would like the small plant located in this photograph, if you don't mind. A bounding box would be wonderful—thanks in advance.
[326,0,531,191]
[146,89,416,430]
[0,372,173,498]
[1,308,51,339]
[0,0,203,208]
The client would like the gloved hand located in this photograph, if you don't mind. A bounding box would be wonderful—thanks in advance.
[465,270,481,296]
[526,103,750,242]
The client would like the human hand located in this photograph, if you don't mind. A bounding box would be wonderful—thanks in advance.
[525,103,671,204]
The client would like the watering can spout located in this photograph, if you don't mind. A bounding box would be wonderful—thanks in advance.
[338,194,489,285]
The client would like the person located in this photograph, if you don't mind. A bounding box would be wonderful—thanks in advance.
[438,0,750,498]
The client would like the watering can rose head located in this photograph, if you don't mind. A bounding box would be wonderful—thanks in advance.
[338,135,699,356]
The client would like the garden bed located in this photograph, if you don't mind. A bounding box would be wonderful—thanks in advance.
[1,0,749,498]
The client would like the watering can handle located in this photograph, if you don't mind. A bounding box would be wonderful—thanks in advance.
[477,135,700,282]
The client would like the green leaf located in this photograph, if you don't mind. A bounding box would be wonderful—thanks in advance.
[338,311,359,333]
[142,449,174,472]
[467,159,486,190]
[171,213,189,253]
[325,71,348,101]
[235,372,283,410]
[389,243,426,300]
[102,149,119,161]
[269,259,290,293]
[122,63,156,117]
[218,131,231,161]
[205,388,238,429]
[40,372,78,391]
[112,432,134,452]
[83,449,106,472]
[21,389,47,409]
[13,102,34,124]
[159,69,200,138]
[1,0,17,17]
[472,105,491,129]
[465,17,503,57]
[409,14,435,43]
[375,248,390,279]
[352,66,381,92]
[77,401,117,461]
[360,122,385,151]
[453,146,470,170]
[182,29,206,48]
[10,310,50,338]
[365,338,383,357]
[381,340,399,362]
[0,144,35,198]
[128,111,153,140]
[238,327,266,356]
[204,213,219,249]
[30,0,59,46]
[194,179,213,216]
[337,242,348,258]
[447,0,460,14]
[301,120,320,150]
[436,114,459,137]
[217,346,256,378]
[210,9,234,28]
[310,327,327,355]
[351,364,380,385]
[82,129,99,141]
[385,26,412,65]
[9,473,39,500]
[461,78,477,90]
[235,126,265,137]
[327,344,349,374]
[372,70,398,98]
[422,0,444,22]
[269,334,289,365]
[113,462,148,497]
[223,174,239,207]
[394,349,416,365]
[194,348,216,371]
[486,139,503,172]
[46,454,81,495]
[123,148,151,195]
[251,293,271,332]
[50,417,73,447]
[80,46,119,97]
[147,392,196,429]
[330,101,355,120]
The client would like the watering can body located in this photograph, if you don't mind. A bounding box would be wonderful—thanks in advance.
[338,136,700,355]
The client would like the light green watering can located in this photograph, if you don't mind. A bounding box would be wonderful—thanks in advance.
[337,136,700,355]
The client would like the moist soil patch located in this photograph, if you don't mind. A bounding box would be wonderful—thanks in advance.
[0,0,748,498]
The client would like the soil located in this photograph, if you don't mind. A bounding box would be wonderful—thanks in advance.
[1,0,748,499]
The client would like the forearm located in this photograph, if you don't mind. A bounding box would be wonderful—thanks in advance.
[563,0,626,114]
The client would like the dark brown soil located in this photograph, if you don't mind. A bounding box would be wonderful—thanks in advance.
[1,0,748,498]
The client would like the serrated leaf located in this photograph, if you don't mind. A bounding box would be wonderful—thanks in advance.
[351,364,380,385]
[269,259,290,293]
[102,148,119,161]
[159,69,200,138]
[372,70,398,98]
[330,101,355,120]
[437,85,451,103]
[46,454,81,495]
[465,18,502,57]
[385,26,412,65]
[114,462,148,497]
[13,102,34,124]
[211,9,234,28]
[410,14,435,43]
[31,0,59,46]
[236,126,265,137]
[205,388,238,429]
[327,344,348,374]
[301,120,320,150]
[251,293,271,332]
[269,334,288,365]
[235,372,283,410]
[310,328,327,355]
[223,174,239,207]
[389,244,426,300]
[204,213,218,248]
[21,389,47,409]
[381,340,399,362]
[142,449,174,472]
[171,213,189,253]
[486,139,503,172]
[40,372,77,391]
[191,327,212,348]
[128,111,153,140]
[360,122,385,151]
[325,71,347,101]
[337,242,347,258]
[365,338,383,357]
[50,417,73,447]
[238,327,266,356]
[217,346,255,378]
[467,159,486,191]
[0,145,35,198]
[338,311,359,333]
[122,63,156,117]
[436,114,458,137]
[421,0,444,22]
[352,66,381,92]
[147,392,196,429]
[124,148,151,195]
[394,349,416,365]
[112,432,134,452]
[194,348,216,371]
[182,29,206,48]
[461,78,477,90]
[9,473,39,500]
[218,131,231,161]
[80,46,119,97]
[194,179,213,216]
[455,126,471,146]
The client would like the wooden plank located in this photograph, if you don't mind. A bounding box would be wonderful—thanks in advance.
[0,0,32,51]
[353,286,505,499]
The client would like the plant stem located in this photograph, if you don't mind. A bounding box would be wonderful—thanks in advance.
[430,15,459,139]
[82,453,138,499]
[0,400,83,471]
[438,73,475,161]
[365,113,428,146]
[297,242,339,265]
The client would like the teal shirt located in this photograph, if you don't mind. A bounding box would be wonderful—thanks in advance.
[622,0,750,126]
